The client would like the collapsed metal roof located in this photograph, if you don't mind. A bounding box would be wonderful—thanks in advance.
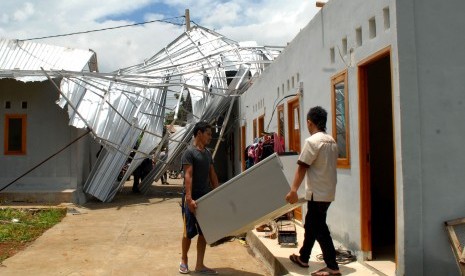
[0,26,282,202]
[0,38,97,81]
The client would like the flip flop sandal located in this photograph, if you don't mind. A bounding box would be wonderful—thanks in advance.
[255,224,271,232]
[310,267,342,276]
[179,263,190,274]
[289,254,309,268]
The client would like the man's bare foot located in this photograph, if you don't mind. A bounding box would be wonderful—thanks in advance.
[194,266,218,275]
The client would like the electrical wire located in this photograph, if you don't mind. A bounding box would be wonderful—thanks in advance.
[265,94,298,132]
[0,129,91,193]
[19,16,185,41]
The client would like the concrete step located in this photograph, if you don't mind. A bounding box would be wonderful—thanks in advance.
[0,189,76,204]
[246,222,383,276]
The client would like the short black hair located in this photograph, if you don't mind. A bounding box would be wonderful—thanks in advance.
[193,121,212,137]
[307,106,327,131]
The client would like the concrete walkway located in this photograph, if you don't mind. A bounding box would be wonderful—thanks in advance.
[0,177,385,275]
[0,179,269,276]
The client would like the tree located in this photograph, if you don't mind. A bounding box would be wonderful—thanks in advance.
[164,91,191,126]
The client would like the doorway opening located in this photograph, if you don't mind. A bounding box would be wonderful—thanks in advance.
[359,48,396,267]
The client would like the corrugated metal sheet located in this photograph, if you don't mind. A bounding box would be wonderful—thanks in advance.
[59,76,167,202]
[55,26,282,202]
[0,26,281,202]
[0,38,95,81]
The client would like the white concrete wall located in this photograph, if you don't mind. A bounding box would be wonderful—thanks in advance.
[237,0,403,271]
[0,79,96,198]
[396,0,465,275]
[237,0,465,274]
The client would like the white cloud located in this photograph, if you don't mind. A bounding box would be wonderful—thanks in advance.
[13,2,35,22]
[0,0,320,72]
[201,2,242,27]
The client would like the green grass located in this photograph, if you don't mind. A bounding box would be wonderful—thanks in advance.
[0,207,66,262]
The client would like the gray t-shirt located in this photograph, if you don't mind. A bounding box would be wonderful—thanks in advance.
[181,146,213,200]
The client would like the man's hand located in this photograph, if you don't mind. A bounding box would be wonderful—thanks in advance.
[286,164,306,204]
[187,198,197,214]
[285,190,299,204]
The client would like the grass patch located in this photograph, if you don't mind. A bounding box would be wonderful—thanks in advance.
[0,207,66,263]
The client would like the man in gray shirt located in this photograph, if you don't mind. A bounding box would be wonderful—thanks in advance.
[179,121,219,275]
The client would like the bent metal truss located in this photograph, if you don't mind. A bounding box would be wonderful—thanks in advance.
[0,26,282,202]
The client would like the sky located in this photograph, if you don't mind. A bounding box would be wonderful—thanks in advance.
[0,1,321,73]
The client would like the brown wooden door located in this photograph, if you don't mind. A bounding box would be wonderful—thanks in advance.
[258,115,265,136]
[287,97,302,221]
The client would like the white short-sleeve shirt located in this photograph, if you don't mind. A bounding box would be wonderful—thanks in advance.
[298,131,338,202]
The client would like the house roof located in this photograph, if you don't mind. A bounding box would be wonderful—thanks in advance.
[67,26,282,201]
[0,38,97,82]
[0,26,281,202]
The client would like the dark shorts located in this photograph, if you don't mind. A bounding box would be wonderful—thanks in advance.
[181,195,203,239]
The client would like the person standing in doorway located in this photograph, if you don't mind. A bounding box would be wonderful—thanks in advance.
[286,106,341,276]
[179,121,219,275]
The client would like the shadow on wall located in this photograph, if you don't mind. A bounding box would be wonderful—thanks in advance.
[332,232,361,253]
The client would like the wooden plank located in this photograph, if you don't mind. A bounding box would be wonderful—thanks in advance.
[445,219,465,275]
[446,217,465,227]
[461,248,465,264]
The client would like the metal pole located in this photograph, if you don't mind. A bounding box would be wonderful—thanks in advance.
[185,9,191,31]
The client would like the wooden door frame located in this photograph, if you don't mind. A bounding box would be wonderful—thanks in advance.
[358,46,395,254]
[287,97,300,152]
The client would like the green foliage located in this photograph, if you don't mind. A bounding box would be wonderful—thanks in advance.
[0,208,66,262]
[164,91,191,126]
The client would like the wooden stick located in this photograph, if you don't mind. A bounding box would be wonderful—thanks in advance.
[460,247,465,264]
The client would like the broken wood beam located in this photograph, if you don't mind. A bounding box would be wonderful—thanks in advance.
[316,1,326,8]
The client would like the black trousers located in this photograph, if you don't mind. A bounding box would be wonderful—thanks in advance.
[299,199,339,270]
[160,171,167,183]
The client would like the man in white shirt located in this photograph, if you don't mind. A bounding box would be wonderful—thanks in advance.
[286,106,341,276]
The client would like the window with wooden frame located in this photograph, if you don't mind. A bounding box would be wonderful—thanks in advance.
[331,70,350,168]
[4,114,27,155]
[277,104,285,145]
[253,118,257,139]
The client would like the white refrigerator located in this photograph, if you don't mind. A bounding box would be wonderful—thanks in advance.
[196,153,305,244]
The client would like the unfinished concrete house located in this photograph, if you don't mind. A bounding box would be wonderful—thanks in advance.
[0,38,99,203]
